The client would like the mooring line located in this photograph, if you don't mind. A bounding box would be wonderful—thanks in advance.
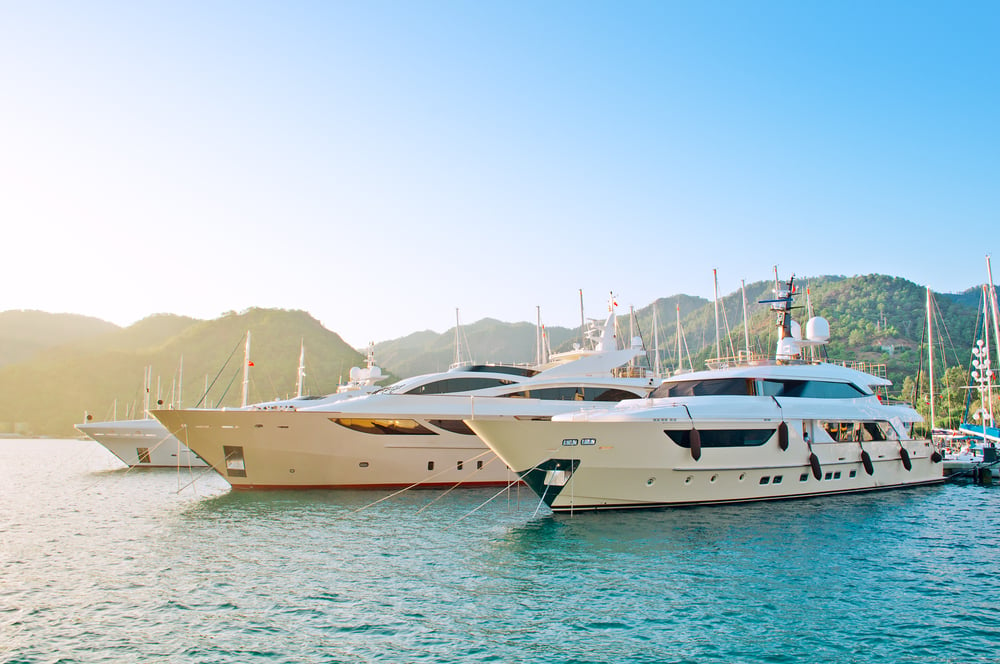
[415,453,506,514]
[351,448,496,513]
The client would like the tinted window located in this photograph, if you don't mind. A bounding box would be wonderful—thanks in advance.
[427,419,476,435]
[821,421,894,442]
[650,378,752,398]
[761,380,865,398]
[502,387,643,401]
[404,377,516,395]
[665,428,775,448]
[456,365,539,377]
[330,418,436,435]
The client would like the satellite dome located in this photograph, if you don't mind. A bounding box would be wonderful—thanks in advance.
[806,316,830,342]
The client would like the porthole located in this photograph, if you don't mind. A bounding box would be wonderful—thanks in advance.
[759,476,770,485]
[710,474,718,483]
[800,473,809,482]
[646,477,656,486]
[684,475,693,484]
[289,468,295,474]
[738,473,746,482]
[359,462,369,468]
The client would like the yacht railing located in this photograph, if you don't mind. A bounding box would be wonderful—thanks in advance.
[704,351,772,370]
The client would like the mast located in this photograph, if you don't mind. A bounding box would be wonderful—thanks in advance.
[983,286,994,426]
[629,305,636,371]
[177,356,183,409]
[676,303,682,373]
[741,279,750,359]
[142,366,151,417]
[296,339,305,398]
[713,268,721,360]
[241,331,251,408]
[536,306,542,366]
[454,309,461,367]
[927,286,935,430]
[579,289,586,349]
[653,307,661,377]
[987,255,1000,369]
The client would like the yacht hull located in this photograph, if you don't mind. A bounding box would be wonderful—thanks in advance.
[152,407,518,489]
[467,418,945,512]
[76,419,208,468]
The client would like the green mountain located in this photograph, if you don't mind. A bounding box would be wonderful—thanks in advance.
[0,308,378,437]
[1,273,994,437]
[0,310,119,368]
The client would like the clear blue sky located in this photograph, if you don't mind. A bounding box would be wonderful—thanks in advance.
[2,1,997,348]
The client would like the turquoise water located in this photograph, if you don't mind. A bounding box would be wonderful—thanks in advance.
[2,439,999,663]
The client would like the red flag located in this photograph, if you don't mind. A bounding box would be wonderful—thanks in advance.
[248,361,254,367]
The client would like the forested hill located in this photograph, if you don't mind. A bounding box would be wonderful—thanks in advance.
[0,310,119,368]
[0,308,372,437]
[1,275,995,436]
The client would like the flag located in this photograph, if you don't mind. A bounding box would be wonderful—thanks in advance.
[248,361,254,367]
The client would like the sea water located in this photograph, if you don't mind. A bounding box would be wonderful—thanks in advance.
[2,438,999,663]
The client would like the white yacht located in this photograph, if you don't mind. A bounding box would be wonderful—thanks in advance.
[79,344,386,469]
[151,312,664,489]
[76,417,209,468]
[466,275,946,512]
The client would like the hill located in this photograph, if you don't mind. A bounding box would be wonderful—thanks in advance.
[0,308,379,437]
[0,310,120,368]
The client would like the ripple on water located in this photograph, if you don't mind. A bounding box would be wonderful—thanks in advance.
[4,441,1000,663]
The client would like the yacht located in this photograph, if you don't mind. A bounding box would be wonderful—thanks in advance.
[79,344,386,468]
[151,312,665,489]
[76,417,209,468]
[466,275,946,512]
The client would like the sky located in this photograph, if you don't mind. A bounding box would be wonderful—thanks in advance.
[1,1,997,348]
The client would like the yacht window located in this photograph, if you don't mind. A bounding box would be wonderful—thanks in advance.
[820,421,893,442]
[664,428,775,448]
[404,377,516,395]
[330,418,436,435]
[650,378,753,398]
[454,365,540,378]
[427,419,476,435]
[760,380,866,398]
[501,387,643,401]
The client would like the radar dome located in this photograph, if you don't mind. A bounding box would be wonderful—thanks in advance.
[790,320,802,340]
[806,316,830,342]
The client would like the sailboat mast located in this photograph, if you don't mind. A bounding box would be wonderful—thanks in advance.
[652,308,660,377]
[741,279,750,359]
[536,306,542,366]
[296,339,305,398]
[927,287,935,430]
[143,365,151,416]
[713,269,721,360]
[454,309,462,367]
[177,356,183,409]
[676,304,682,373]
[982,286,995,426]
[241,331,251,408]
[579,289,586,349]
[986,255,1000,371]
